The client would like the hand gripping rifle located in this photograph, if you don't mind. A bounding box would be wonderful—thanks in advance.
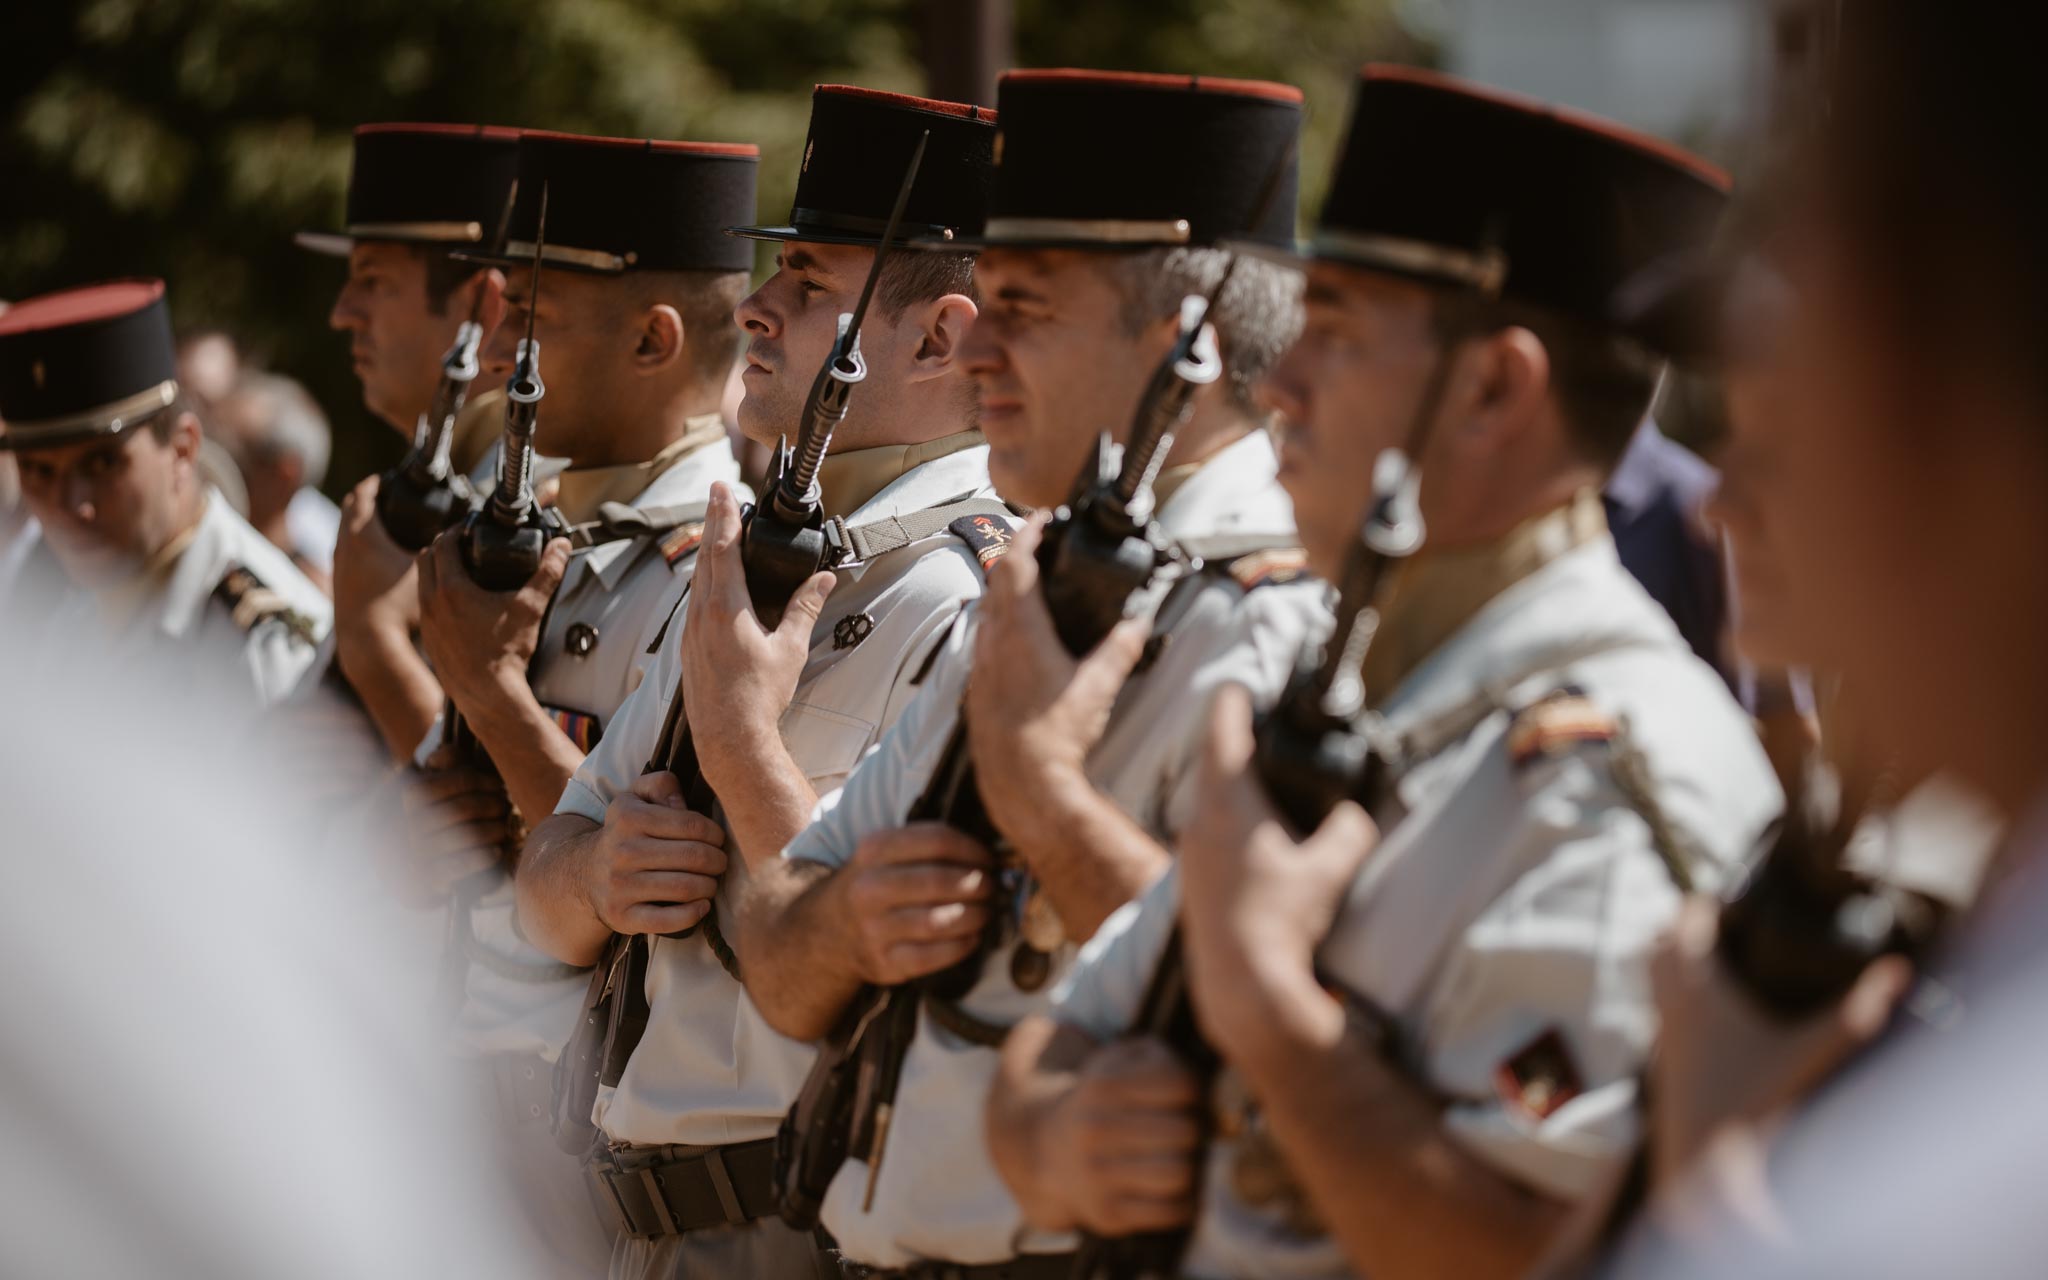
[548,140,933,1158]
[774,150,1293,1234]
[1068,239,1503,1280]
[375,185,517,551]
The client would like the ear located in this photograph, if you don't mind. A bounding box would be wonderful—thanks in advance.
[633,302,686,373]
[903,294,980,384]
[166,410,205,463]
[471,268,509,338]
[1443,325,1549,458]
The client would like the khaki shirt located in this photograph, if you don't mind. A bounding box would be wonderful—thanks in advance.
[439,432,746,1063]
[1055,534,1783,1279]
[784,430,1326,1268]
[22,489,329,706]
[554,439,1001,1146]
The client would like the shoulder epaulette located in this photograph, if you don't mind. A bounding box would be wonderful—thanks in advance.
[211,564,319,645]
[659,520,707,567]
[565,500,712,568]
[1504,685,1617,769]
[1180,534,1312,591]
[947,510,1015,571]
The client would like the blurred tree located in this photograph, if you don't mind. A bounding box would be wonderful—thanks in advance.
[1,0,1423,493]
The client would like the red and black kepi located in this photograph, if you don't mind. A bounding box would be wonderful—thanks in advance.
[460,131,759,275]
[939,69,1301,252]
[1285,65,1731,357]
[730,85,996,248]
[0,280,179,453]
[294,123,521,258]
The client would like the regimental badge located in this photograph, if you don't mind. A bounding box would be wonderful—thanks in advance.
[30,359,46,390]
[1495,1027,1584,1121]
[833,611,875,651]
[661,521,706,567]
[948,513,1014,570]
[1505,686,1617,770]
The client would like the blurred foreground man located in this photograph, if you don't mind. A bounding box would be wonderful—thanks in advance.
[297,123,519,760]
[400,128,762,1279]
[1604,3,2048,1275]
[516,84,1004,1280]
[992,67,1780,1280]
[0,279,328,704]
[739,69,1315,1277]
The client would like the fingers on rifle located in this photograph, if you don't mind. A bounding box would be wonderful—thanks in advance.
[861,822,997,869]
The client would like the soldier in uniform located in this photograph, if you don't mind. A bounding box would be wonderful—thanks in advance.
[0,279,329,705]
[513,85,1003,1280]
[737,70,1318,1278]
[388,128,760,1278]
[992,67,1782,1279]
[296,123,520,761]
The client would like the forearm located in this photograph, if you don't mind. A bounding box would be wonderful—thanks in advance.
[336,619,443,762]
[700,726,820,874]
[452,669,586,825]
[1218,967,1565,1280]
[1000,765,1170,943]
[989,1015,1092,1233]
[516,813,613,966]
[736,858,869,1042]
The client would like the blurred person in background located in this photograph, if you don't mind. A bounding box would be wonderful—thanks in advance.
[295,123,516,761]
[1603,416,1732,688]
[0,279,328,706]
[1593,2,2048,1274]
[176,326,243,410]
[214,369,341,593]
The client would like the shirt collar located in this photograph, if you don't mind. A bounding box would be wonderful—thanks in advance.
[819,430,986,522]
[552,413,729,527]
[571,425,741,593]
[1157,428,1297,544]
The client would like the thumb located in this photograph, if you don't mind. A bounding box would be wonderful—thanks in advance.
[1301,799,1378,887]
[524,537,571,602]
[778,570,838,638]
[1080,615,1150,687]
[632,769,687,809]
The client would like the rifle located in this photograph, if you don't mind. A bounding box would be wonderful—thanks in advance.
[775,147,1294,1233]
[443,183,571,775]
[550,137,932,1157]
[374,184,517,551]
[1069,240,1501,1280]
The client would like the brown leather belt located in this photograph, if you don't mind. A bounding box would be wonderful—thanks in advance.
[835,1253,1078,1280]
[589,1138,780,1238]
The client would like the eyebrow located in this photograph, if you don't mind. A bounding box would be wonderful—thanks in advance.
[1304,279,1348,307]
[780,247,826,276]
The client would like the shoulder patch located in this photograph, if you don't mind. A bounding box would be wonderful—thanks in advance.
[211,564,318,644]
[948,512,1014,570]
[1222,546,1311,590]
[660,520,706,567]
[1505,687,1616,769]
[1495,1027,1584,1121]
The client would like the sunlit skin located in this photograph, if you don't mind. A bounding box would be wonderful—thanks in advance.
[734,240,975,453]
[1257,259,1585,583]
[328,242,494,436]
[13,412,205,588]
[958,248,1181,510]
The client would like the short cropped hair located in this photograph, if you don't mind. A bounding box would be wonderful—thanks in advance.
[878,251,979,318]
[1102,247,1305,415]
[1435,296,1664,471]
[416,247,489,316]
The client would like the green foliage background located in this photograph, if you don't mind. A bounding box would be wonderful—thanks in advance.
[2,0,1427,492]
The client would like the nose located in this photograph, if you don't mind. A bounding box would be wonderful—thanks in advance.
[1255,346,1309,425]
[481,319,520,378]
[329,281,362,333]
[735,278,779,340]
[61,471,97,523]
[957,313,1004,378]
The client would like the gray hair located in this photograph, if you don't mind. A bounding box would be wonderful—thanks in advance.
[225,371,331,490]
[1102,247,1304,415]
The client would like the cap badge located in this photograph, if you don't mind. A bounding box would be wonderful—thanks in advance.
[31,359,46,390]
[991,131,1004,166]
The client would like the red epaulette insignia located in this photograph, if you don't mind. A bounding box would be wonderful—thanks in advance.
[660,521,706,567]
[1505,688,1616,769]
[1227,547,1310,590]
[1495,1027,1584,1121]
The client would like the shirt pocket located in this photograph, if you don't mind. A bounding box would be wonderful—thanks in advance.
[781,699,878,791]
